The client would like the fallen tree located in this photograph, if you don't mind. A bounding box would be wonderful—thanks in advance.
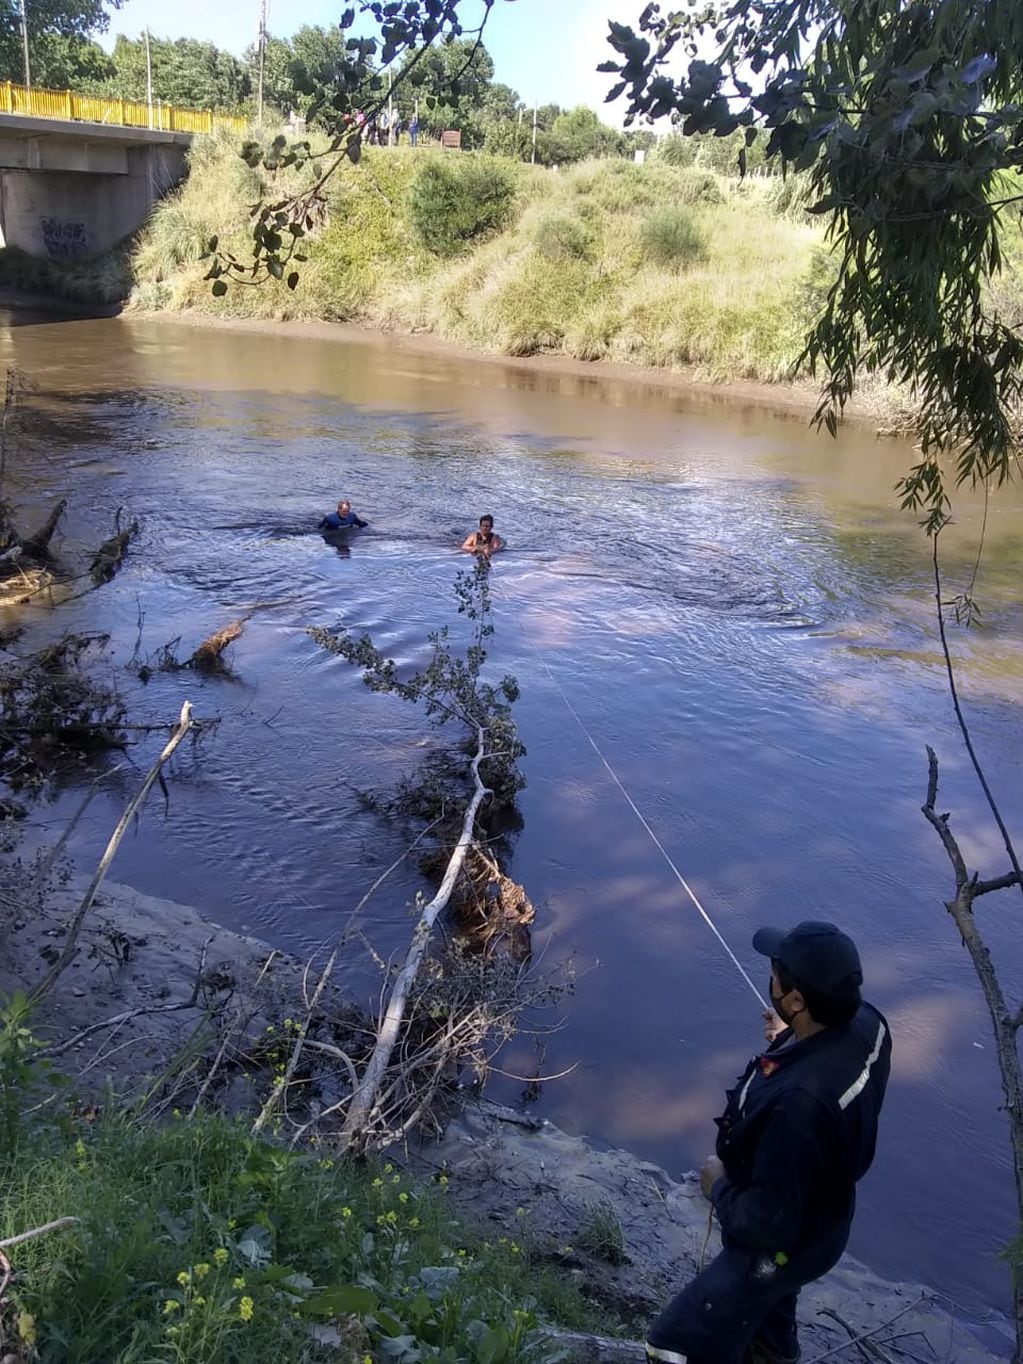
[251,558,546,1152]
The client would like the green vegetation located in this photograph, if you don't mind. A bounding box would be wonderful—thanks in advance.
[407,157,516,257]
[122,132,823,384]
[0,994,617,1363]
[0,1110,616,1362]
[638,207,706,271]
[576,1202,627,1268]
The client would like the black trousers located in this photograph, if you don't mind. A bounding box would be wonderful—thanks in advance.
[646,1220,851,1364]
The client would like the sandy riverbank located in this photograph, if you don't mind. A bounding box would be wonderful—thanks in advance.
[0,871,1010,1361]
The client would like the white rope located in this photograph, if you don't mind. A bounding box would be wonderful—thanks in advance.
[490,569,767,1011]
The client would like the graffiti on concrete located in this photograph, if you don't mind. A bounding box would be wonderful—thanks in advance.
[40,217,89,260]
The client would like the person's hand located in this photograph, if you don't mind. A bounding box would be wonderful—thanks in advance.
[700,1156,725,1201]
[763,1008,787,1043]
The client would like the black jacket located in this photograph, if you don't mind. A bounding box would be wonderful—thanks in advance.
[712,1003,891,1254]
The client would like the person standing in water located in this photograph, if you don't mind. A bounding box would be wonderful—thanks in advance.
[319,500,367,531]
[461,514,503,556]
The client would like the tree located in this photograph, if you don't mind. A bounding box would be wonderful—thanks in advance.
[602,1,1023,526]
[0,0,120,87]
[399,37,495,146]
[479,79,521,126]
[95,33,250,109]
[30,33,113,88]
[548,105,623,164]
[242,34,298,115]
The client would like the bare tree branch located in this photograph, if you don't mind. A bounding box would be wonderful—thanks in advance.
[30,700,194,1001]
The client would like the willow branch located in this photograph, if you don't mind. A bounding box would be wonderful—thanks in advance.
[933,532,1023,901]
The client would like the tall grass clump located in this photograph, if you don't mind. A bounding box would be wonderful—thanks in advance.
[407,156,516,256]
[638,206,707,270]
[531,214,593,262]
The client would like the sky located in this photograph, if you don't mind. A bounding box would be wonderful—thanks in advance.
[96,0,647,118]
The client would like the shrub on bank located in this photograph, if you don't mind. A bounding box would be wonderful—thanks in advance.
[407,156,516,256]
[638,206,707,270]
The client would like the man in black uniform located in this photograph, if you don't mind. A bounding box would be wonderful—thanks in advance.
[646,922,891,1364]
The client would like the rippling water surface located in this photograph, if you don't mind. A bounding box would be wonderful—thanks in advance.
[3,313,1022,1329]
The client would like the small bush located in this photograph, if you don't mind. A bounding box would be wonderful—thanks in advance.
[407,156,516,256]
[639,206,707,270]
[532,214,593,262]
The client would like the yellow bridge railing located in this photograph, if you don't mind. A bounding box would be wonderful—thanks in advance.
[0,81,247,135]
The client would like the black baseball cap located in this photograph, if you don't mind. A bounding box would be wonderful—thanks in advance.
[752,921,863,996]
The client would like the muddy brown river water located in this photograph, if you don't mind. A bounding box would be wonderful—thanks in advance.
[2,311,1021,1334]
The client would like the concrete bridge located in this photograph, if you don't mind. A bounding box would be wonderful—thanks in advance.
[0,113,194,260]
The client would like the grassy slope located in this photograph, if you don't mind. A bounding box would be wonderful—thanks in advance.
[128,131,823,384]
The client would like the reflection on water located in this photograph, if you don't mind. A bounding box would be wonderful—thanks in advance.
[1,312,1021,1324]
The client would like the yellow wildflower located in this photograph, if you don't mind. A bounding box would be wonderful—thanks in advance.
[193,1296,206,1308]
[341,1206,353,1219]
[239,1296,255,1322]
[383,1164,393,1174]
[372,1177,383,1189]
[398,1192,409,1204]
[18,1313,37,1346]
[163,1301,180,1316]
[213,1248,229,1267]
[409,1217,420,1229]
[176,1271,190,1287]
[194,1262,211,1280]
[232,1277,247,1290]
[385,1211,397,1225]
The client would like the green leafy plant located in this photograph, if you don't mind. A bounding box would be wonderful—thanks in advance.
[407,157,516,257]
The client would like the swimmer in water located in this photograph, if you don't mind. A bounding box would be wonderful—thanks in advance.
[319,499,368,531]
[461,514,504,557]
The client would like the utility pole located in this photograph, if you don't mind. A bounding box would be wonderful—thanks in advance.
[256,0,268,128]
[531,105,537,164]
[19,0,30,90]
[145,28,153,129]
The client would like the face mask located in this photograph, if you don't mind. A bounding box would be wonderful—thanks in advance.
[770,975,800,1027]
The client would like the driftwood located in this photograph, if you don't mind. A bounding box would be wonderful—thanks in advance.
[30,700,195,1001]
[89,517,139,585]
[339,725,493,1151]
[188,620,244,671]
[458,841,534,961]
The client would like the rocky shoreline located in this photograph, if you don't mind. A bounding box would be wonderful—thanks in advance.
[1,874,1010,1361]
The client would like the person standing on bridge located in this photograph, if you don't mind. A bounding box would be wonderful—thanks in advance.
[646,922,891,1364]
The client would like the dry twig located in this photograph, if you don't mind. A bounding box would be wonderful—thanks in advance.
[30,701,195,1000]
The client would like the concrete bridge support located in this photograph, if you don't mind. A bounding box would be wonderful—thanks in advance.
[0,114,191,260]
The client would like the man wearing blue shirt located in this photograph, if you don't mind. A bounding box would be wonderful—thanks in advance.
[319,499,367,531]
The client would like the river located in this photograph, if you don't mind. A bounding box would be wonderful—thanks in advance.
[2,312,1021,1333]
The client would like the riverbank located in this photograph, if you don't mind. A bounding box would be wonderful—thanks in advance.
[0,873,1011,1360]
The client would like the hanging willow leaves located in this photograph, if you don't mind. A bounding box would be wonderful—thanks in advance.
[601,0,1023,524]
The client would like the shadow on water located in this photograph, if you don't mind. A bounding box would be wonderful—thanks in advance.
[0,314,1021,1321]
